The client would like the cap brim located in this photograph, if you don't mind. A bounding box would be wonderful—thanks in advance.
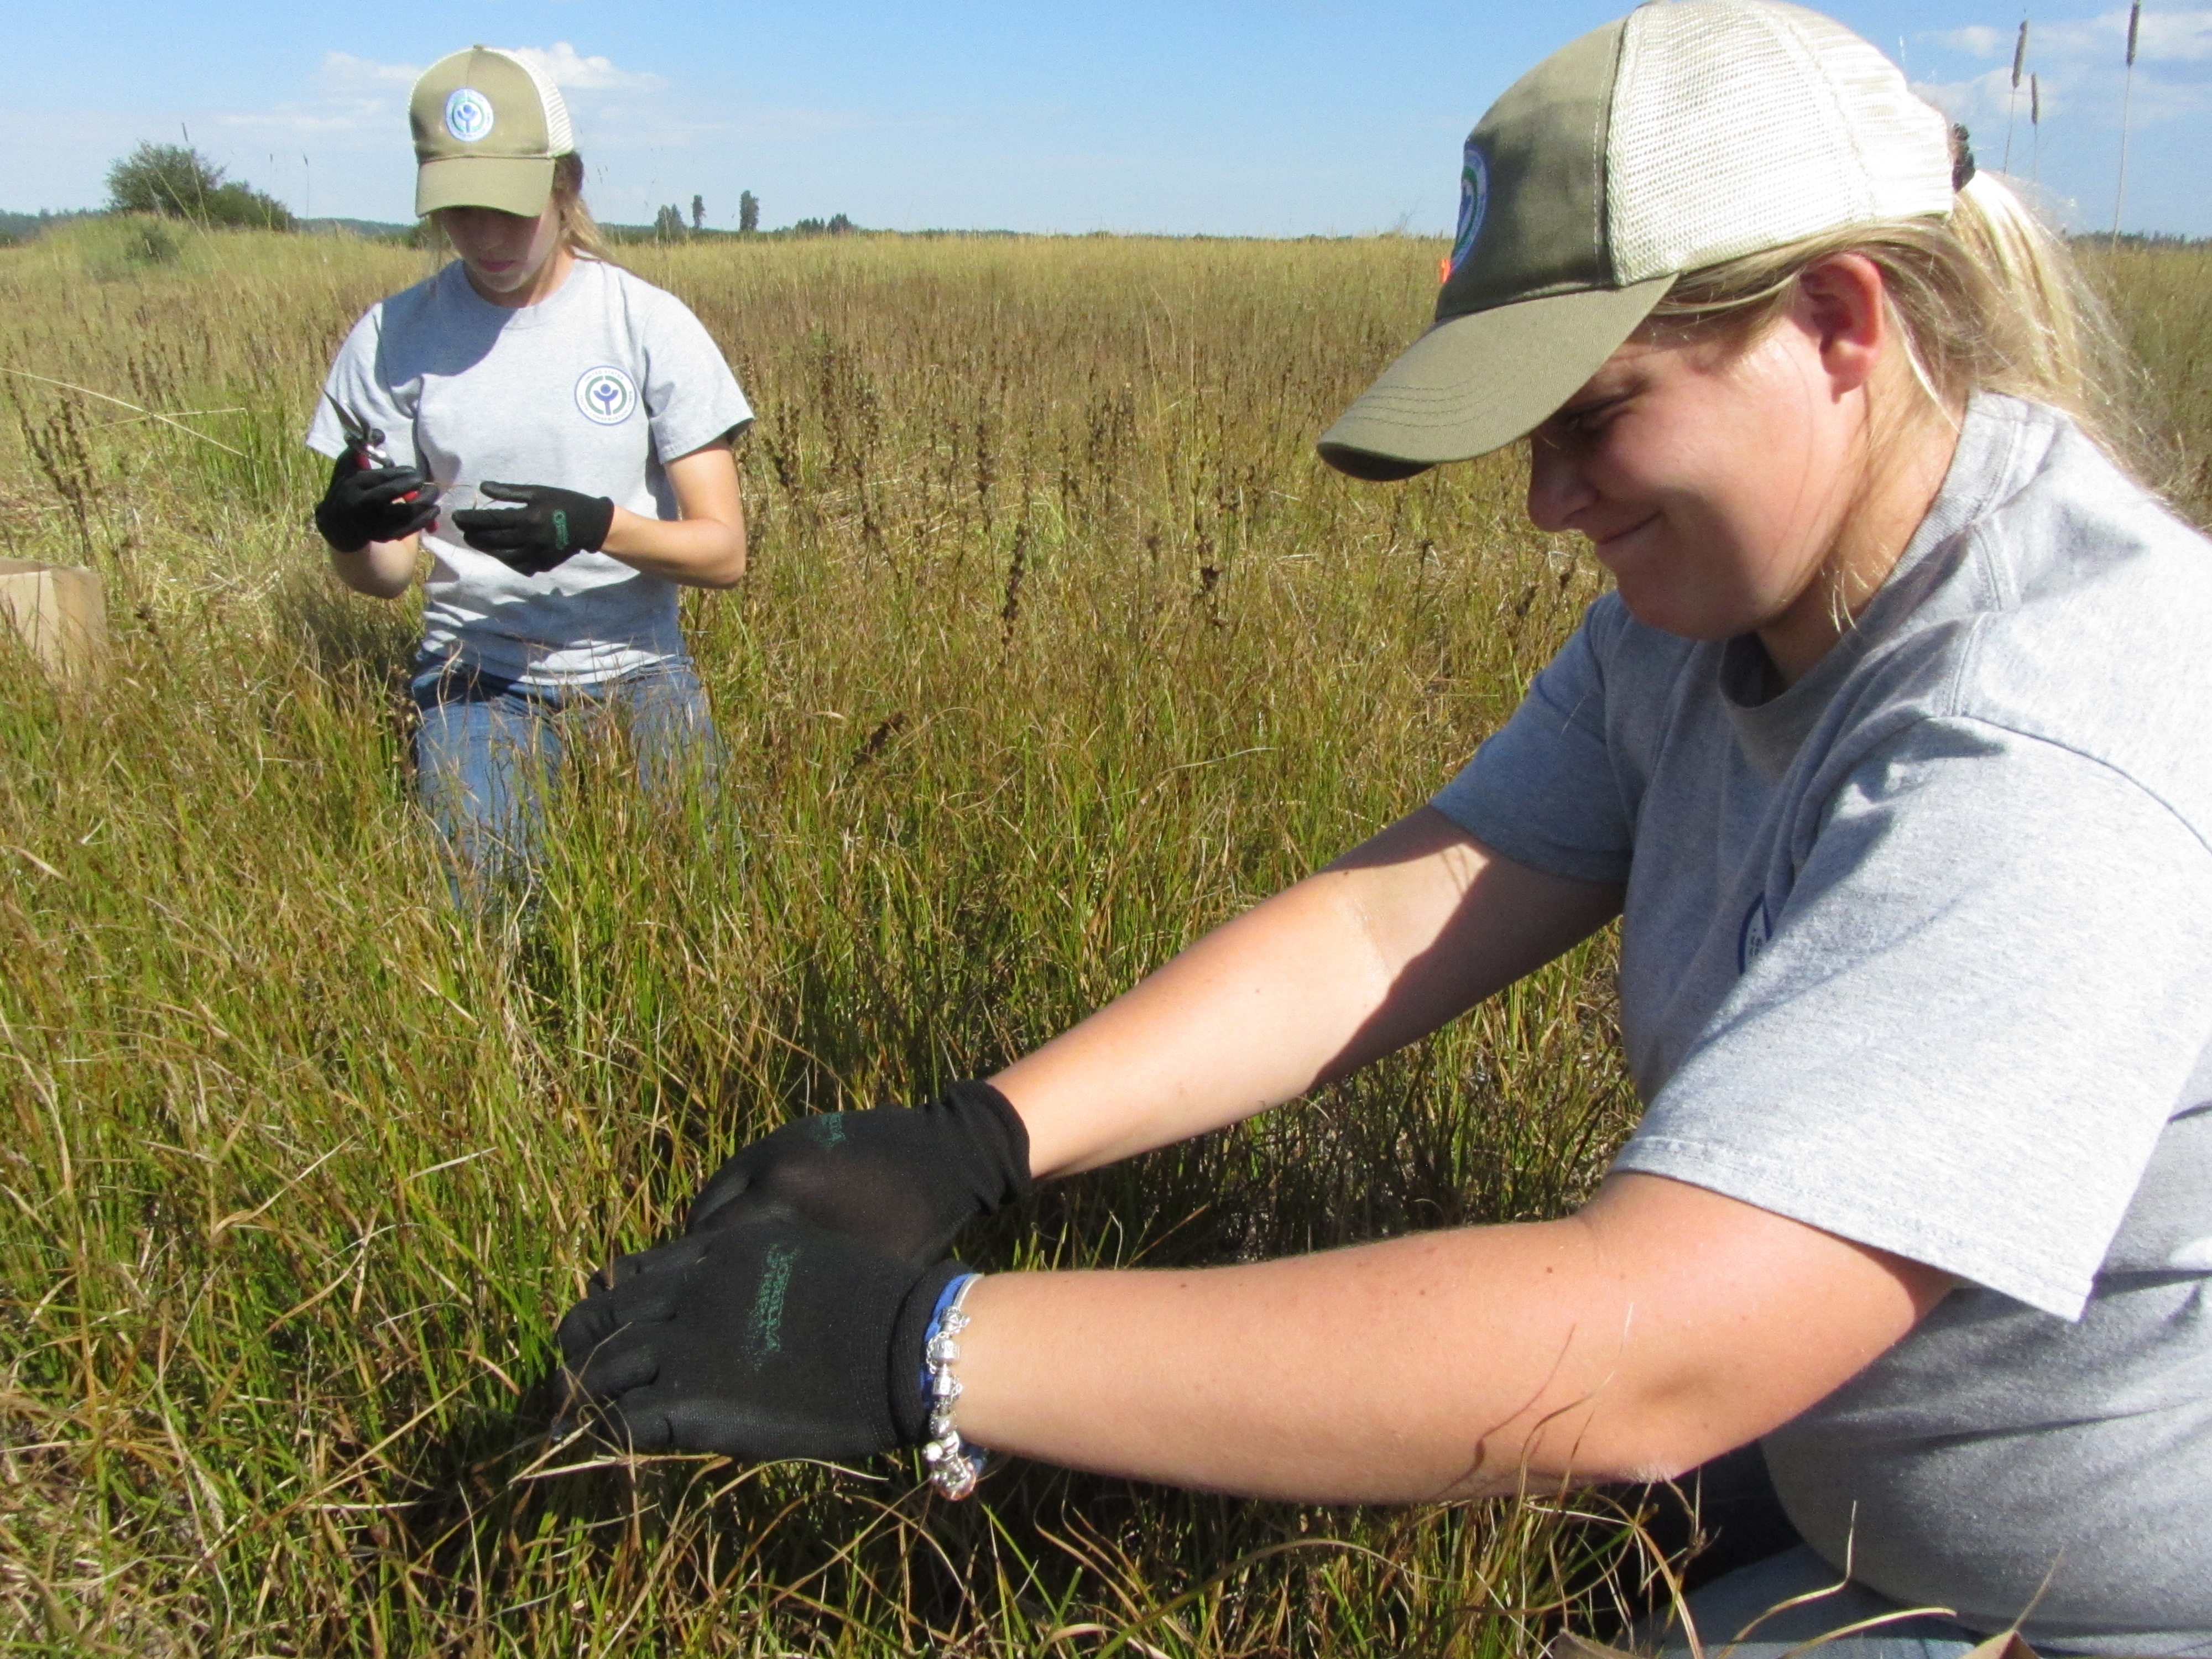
[1317,276,1675,481]
[415,155,556,218]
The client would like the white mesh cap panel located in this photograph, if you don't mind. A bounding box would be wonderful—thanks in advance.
[495,48,576,155]
[1606,1,1954,283]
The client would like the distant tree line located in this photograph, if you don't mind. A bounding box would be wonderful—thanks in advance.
[0,208,95,247]
[2075,230,2212,252]
[42,148,884,247]
[638,192,858,241]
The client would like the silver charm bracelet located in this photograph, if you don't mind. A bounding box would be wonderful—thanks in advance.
[920,1272,990,1500]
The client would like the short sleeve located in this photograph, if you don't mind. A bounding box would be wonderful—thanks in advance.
[1430,604,1636,883]
[1615,718,2212,1318]
[305,306,417,469]
[640,293,753,465]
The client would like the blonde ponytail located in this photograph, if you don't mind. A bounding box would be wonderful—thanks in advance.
[1944,172,2134,453]
[552,153,622,267]
[1641,169,2143,475]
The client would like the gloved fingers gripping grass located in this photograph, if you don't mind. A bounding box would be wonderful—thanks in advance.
[686,1080,1032,1265]
[555,1219,964,1463]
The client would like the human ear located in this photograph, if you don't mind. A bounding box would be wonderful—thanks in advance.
[1792,254,1887,398]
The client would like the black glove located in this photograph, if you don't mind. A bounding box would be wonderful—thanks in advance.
[312,449,439,553]
[555,1219,961,1460]
[686,1080,1031,1264]
[452,481,615,576]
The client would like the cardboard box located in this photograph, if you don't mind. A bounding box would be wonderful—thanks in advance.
[0,557,107,680]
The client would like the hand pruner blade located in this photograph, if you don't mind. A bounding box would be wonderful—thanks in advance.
[324,391,393,469]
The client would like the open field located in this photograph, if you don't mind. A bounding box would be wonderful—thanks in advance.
[0,221,2207,1656]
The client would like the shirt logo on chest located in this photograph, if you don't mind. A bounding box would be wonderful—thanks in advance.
[574,366,638,426]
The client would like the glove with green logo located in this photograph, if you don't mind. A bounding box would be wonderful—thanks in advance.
[453,481,615,576]
[686,1081,1032,1266]
[554,1218,963,1460]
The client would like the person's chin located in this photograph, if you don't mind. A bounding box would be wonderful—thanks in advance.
[1594,523,1674,614]
[1613,575,1744,642]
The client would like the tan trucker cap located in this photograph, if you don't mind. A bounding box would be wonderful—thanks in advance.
[1317,1,1958,481]
[411,46,575,218]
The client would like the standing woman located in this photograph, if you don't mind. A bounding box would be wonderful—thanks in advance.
[307,47,752,894]
[558,3,2211,1651]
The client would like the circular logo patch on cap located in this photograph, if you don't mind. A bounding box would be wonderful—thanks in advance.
[444,87,496,144]
[1449,142,1489,276]
[575,366,639,426]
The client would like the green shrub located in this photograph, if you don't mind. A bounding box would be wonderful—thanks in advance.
[105,141,296,231]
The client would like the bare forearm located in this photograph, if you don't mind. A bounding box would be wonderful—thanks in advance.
[994,877,1423,1177]
[958,1221,1627,1501]
[601,505,747,587]
[997,811,1620,1177]
[328,536,418,598]
[954,1176,1947,1503]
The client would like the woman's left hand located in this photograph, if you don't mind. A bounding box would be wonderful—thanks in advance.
[454,481,615,575]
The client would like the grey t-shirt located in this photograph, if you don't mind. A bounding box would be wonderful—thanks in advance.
[307,257,753,685]
[1432,395,2212,1653]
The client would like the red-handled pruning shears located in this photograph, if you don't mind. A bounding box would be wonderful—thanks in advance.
[325,392,420,502]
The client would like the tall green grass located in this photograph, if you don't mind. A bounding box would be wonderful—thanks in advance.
[0,222,2205,1655]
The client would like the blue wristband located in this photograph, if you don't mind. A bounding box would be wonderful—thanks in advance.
[919,1271,980,1396]
[919,1272,989,1499]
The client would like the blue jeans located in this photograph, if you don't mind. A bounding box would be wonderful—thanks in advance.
[410,658,719,898]
[1641,1546,1984,1658]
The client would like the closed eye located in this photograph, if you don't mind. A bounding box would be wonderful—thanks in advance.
[1554,393,1630,436]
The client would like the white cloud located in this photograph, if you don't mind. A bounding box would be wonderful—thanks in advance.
[317,51,421,92]
[2136,8,2212,59]
[207,52,419,140]
[1932,8,2212,65]
[504,43,665,94]
[1912,67,2017,124]
[1916,7,2212,134]
[1938,24,2012,56]
[206,45,678,149]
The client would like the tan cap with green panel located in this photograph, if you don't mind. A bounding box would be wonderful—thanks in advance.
[1318,1,1958,481]
[411,46,576,218]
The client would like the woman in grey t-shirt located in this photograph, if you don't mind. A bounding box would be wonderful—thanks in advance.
[306,46,753,894]
[555,6,2211,1651]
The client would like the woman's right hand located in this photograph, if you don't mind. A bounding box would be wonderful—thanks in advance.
[312,450,440,553]
[554,1217,963,1462]
[686,1081,1032,1265]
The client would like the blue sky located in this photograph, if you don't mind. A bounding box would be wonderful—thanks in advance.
[5,2,2206,237]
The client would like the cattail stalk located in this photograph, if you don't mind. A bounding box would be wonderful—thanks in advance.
[2111,1,2141,246]
[2004,19,2029,173]
[2031,72,2043,181]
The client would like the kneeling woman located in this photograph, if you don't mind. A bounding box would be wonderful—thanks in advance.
[558,4,2211,1651]
[307,48,752,893]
